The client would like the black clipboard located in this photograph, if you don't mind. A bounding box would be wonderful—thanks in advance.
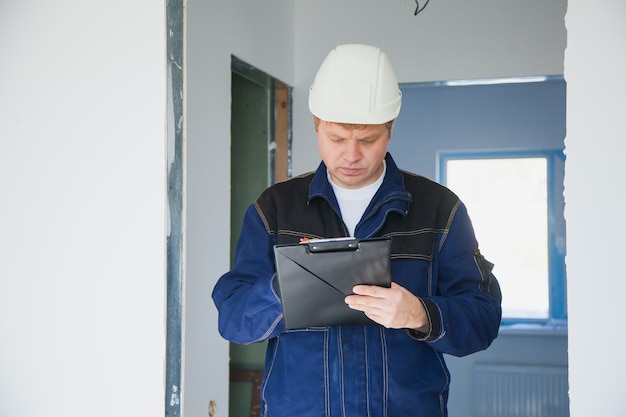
[273,237,392,329]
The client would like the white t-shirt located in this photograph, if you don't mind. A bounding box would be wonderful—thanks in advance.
[328,162,386,237]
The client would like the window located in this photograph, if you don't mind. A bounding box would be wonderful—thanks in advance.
[439,150,566,325]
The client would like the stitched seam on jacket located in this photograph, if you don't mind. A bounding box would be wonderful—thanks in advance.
[253,314,282,344]
[380,228,444,237]
[276,229,324,240]
[437,200,461,252]
[364,328,371,417]
[435,352,450,417]
[428,249,434,296]
[324,330,330,416]
[380,327,388,417]
[418,297,434,339]
[339,328,346,417]
[261,338,281,417]
[390,254,432,260]
[253,201,273,234]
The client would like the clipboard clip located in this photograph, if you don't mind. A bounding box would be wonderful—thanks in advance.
[303,238,360,253]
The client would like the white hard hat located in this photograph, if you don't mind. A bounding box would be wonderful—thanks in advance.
[308,44,402,125]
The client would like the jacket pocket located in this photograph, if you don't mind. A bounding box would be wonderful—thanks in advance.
[473,249,502,302]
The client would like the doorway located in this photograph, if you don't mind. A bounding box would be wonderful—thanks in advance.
[229,55,291,417]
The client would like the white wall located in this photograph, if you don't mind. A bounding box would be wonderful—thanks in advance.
[0,1,166,417]
[564,1,626,416]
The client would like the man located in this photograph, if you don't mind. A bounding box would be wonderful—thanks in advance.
[212,44,501,417]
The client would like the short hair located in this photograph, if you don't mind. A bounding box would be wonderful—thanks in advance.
[313,116,395,136]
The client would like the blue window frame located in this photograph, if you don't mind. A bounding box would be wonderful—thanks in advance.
[439,149,567,326]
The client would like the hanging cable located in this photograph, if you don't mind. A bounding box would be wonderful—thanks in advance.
[414,0,431,16]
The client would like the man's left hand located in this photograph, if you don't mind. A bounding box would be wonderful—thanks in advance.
[345,282,430,332]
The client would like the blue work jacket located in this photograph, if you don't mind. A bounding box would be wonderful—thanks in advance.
[212,153,502,417]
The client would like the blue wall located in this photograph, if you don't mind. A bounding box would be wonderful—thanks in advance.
[389,77,566,179]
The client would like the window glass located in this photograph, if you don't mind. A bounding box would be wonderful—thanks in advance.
[446,157,549,319]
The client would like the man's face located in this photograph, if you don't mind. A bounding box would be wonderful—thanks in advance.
[317,120,391,189]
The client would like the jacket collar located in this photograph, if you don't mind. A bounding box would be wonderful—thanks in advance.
[308,153,413,208]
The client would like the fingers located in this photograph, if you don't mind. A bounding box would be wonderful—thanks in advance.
[344,296,389,327]
[352,282,400,297]
[346,283,400,307]
[344,283,401,328]
[344,282,428,330]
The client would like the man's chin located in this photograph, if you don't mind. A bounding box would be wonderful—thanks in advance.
[335,177,368,189]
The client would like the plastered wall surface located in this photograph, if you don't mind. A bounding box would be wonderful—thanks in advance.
[0,1,167,416]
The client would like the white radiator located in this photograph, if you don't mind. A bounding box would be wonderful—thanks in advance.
[473,364,569,417]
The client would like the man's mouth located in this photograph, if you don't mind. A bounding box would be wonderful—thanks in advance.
[340,167,362,176]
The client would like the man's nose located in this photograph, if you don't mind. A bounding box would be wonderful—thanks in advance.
[344,140,362,162]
